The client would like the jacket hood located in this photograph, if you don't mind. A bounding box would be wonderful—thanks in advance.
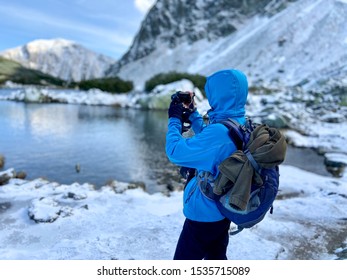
[204,69,248,122]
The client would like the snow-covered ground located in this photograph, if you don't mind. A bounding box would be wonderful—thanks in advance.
[0,164,346,260]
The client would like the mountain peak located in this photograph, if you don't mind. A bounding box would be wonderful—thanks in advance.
[1,38,116,82]
[117,0,298,67]
[108,0,347,90]
[23,38,78,52]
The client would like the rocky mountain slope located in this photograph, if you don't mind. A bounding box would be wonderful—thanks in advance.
[107,0,347,90]
[112,0,298,68]
[0,39,116,82]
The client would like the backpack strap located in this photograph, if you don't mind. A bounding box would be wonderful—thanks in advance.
[244,149,262,174]
[219,119,244,150]
[229,226,244,235]
[219,118,262,174]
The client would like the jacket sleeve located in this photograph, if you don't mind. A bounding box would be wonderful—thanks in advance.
[189,110,205,134]
[165,118,233,172]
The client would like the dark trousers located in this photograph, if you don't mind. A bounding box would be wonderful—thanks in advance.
[173,218,231,260]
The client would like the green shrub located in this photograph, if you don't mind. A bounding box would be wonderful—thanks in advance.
[145,71,206,97]
[12,69,65,86]
[0,57,65,86]
[77,77,133,93]
[248,85,277,95]
[340,94,347,107]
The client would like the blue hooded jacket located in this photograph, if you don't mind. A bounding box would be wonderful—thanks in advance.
[166,69,248,222]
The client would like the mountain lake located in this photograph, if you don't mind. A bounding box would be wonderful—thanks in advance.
[0,100,332,193]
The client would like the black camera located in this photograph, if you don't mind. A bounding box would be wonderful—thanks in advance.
[171,91,194,106]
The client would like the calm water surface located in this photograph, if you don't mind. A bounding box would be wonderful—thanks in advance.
[0,100,330,193]
[0,101,177,193]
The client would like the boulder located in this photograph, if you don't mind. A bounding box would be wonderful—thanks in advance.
[320,113,345,123]
[0,169,27,185]
[324,153,347,178]
[63,192,87,200]
[262,113,289,128]
[0,168,16,177]
[15,171,27,180]
[106,180,146,193]
[0,174,10,186]
[28,197,61,223]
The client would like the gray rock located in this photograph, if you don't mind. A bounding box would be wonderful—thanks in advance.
[15,171,27,180]
[64,192,87,200]
[324,153,347,178]
[0,174,10,186]
[28,197,61,223]
[262,113,289,128]
[107,180,146,194]
[320,113,345,123]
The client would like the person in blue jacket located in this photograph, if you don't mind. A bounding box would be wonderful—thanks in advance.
[165,69,248,260]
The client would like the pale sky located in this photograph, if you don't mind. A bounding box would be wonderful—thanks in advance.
[0,0,156,59]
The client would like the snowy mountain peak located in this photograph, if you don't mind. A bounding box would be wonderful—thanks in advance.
[26,38,76,49]
[1,38,116,82]
[111,0,298,70]
[108,0,347,90]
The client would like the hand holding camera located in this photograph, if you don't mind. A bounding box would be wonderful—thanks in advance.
[168,91,195,117]
[168,91,196,132]
[171,91,195,107]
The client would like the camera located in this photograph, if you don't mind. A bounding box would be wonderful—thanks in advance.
[170,91,196,133]
[171,91,194,106]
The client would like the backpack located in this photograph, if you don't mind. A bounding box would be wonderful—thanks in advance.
[197,118,281,235]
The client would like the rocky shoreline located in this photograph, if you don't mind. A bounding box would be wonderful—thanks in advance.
[0,167,147,224]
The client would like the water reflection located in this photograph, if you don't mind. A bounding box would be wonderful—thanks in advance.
[29,104,77,138]
[0,101,174,193]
